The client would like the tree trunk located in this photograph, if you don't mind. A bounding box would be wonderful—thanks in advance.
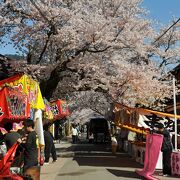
[40,66,60,100]
[40,47,69,99]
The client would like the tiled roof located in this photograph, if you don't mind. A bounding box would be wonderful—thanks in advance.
[171,64,180,74]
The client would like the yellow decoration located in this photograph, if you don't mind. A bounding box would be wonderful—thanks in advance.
[117,123,148,135]
[44,98,54,120]
[2,74,45,110]
[138,108,180,119]
[114,102,180,119]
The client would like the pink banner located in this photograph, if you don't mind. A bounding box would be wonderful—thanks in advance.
[171,152,180,176]
[136,133,163,180]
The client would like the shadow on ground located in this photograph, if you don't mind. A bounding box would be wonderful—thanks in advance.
[57,169,98,176]
[73,154,143,168]
[56,143,111,153]
[106,168,143,179]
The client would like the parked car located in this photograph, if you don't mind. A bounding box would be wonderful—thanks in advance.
[88,117,110,143]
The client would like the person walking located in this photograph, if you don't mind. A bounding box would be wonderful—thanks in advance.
[157,123,173,176]
[21,119,39,172]
[72,125,78,144]
[43,124,57,164]
[57,125,63,143]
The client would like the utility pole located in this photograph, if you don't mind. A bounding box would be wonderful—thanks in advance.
[173,76,177,151]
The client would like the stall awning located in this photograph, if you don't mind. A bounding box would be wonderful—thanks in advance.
[0,86,30,125]
[50,99,69,120]
[114,102,180,119]
[0,73,45,110]
[138,108,180,119]
[113,102,180,134]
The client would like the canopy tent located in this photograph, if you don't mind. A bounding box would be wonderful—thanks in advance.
[0,86,30,125]
[50,99,69,120]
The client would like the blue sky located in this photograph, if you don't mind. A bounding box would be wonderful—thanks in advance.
[0,38,19,55]
[142,0,180,23]
[0,0,180,55]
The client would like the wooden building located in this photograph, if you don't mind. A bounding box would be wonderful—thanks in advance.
[166,64,180,115]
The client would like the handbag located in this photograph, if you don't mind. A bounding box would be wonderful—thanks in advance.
[39,153,44,166]
[38,149,44,166]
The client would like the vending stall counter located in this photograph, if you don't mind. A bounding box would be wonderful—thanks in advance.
[171,151,180,176]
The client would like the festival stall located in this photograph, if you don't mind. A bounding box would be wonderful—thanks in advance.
[113,102,180,173]
[0,86,30,161]
[50,99,70,138]
[50,99,69,120]
[0,73,45,147]
[113,103,150,166]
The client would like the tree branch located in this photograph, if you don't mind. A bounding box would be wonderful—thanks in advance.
[29,0,50,23]
[36,32,52,64]
[153,18,180,46]
[5,2,32,19]
[165,27,175,52]
[87,46,111,53]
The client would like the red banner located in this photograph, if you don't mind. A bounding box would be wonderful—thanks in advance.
[50,99,69,120]
[0,86,30,125]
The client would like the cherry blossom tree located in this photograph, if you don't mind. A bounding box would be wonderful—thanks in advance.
[0,0,179,113]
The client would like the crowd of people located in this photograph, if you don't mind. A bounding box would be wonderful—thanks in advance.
[0,120,40,176]
[0,118,177,178]
[0,119,58,178]
[111,122,174,177]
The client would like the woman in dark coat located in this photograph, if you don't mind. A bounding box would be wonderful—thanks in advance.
[43,124,57,164]
[157,123,173,176]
